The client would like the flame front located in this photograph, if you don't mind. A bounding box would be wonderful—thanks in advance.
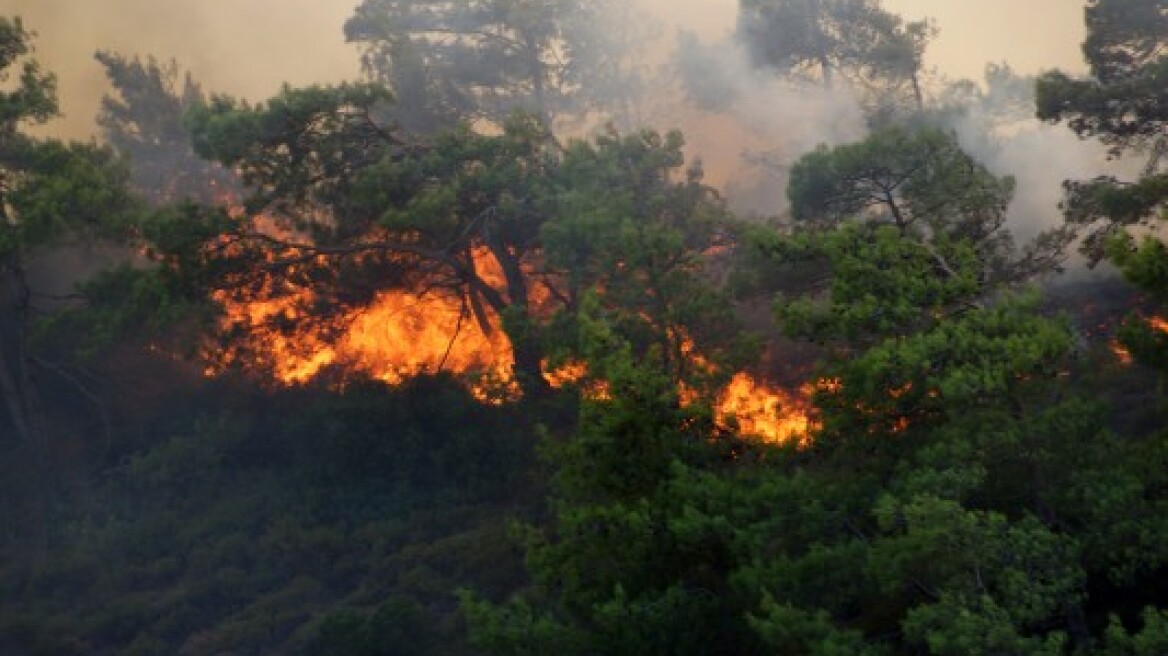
[342,289,514,388]
[210,253,519,400]
[211,272,816,441]
[204,207,816,441]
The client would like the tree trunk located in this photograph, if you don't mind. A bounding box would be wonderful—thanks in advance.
[510,328,550,397]
[0,264,49,552]
[0,265,41,447]
[0,345,33,444]
[483,241,551,398]
[526,36,551,129]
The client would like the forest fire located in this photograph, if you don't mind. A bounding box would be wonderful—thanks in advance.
[207,242,520,401]
[716,373,816,444]
[203,211,815,441]
[210,279,816,440]
[1111,341,1133,365]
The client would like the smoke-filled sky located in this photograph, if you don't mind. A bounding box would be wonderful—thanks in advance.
[13,0,1087,140]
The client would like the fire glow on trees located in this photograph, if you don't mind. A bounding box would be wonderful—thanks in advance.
[717,373,816,444]
[1109,314,1168,365]
[201,208,816,442]
[1112,340,1134,365]
[204,226,522,401]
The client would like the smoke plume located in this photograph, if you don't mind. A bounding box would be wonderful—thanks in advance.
[7,0,1096,225]
[942,69,1141,273]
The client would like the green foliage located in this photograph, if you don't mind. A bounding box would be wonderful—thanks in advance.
[0,17,137,249]
[344,0,645,131]
[737,0,934,112]
[543,130,749,389]
[457,149,1168,652]
[1038,60,1168,157]
[464,323,762,654]
[901,593,1068,656]
[181,84,739,394]
[0,16,56,129]
[1108,232,1168,373]
[737,0,928,81]
[1057,173,1168,262]
[775,223,982,344]
[345,0,563,129]
[813,295,1074,447]
[186,82,394,215]
[38,202,232,360]
[1041,1,1168,373]
[0,16,143,450]
[786,126,1067,288]
[748,596,885,655]
[788,127,1013,231]
[1104,608,1168,655]
[1037,0,1168,155]
[305,597,441,656]
[0,376,538,655]
[95,51,234,204]
[759,166,1168,651]
[9,10,1168,656]
[871,496,1082,627]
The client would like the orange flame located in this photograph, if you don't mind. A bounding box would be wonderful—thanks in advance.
[203,198,521,400]
[213,283,816,441]
[204,204,816,440]
[1110,314,1168,365]
[209,249,519,401]
[544,359,815,444]
[715,372,816,444]
[1111,340,1134,364]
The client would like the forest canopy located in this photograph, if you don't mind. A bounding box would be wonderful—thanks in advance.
[3,2,1168,655]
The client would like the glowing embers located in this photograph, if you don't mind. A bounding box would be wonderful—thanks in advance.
[542,359,614,400]
[1110,314,1168,365]
[554,364,817,445]
[1111,340,1134,365]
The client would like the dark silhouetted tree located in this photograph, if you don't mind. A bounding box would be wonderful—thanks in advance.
[344,0,647,133]
[95,51,234,204]
[737,0,935,111]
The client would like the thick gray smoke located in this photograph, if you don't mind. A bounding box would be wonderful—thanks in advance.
[959,117,1106,238]
[8,0,1100,232]
[659,33,866,215]
[942,69,1140,273]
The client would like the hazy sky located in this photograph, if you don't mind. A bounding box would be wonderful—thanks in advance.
[11,0,1088,139]
[640,0,1086,79]
[885,0,1086,79]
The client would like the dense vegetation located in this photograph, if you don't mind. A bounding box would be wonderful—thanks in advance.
[4,1,1168,654]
